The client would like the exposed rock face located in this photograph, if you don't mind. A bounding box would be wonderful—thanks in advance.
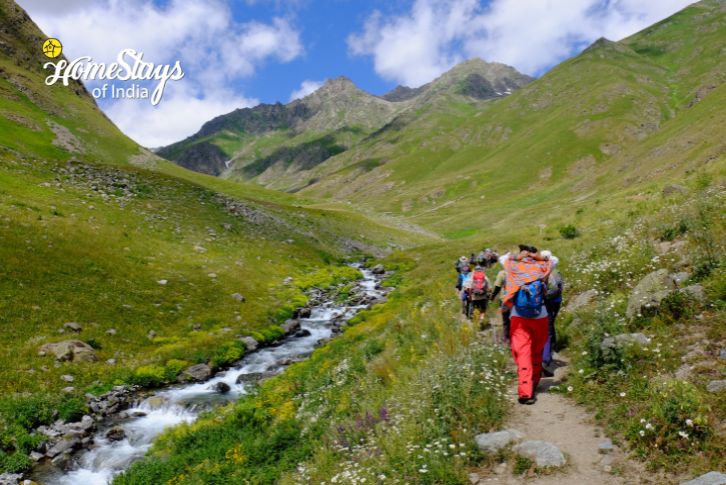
[239,336,258,352]
[281,319,301,334]
[39,340,97,362]
[174,141,228,176]
[706,380,726,393]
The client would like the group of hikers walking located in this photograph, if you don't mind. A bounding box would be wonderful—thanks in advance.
[454,245,564,405]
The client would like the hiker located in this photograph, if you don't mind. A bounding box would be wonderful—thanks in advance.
[476,248,500,268]
[541,250,563,375]
[499,245,554,405]
[490,269,511,344]
[457,265,472,317]
[455,255,468,274]
[463,264,491,328]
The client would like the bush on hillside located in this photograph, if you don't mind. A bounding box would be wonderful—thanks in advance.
[559,224,580,239]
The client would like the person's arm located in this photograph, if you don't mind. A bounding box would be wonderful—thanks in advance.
[490,285,501,300]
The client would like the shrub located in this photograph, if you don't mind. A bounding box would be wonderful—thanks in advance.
[211,341,245,368]
[559,224,580,239]
[0,450,32,474]
[57,396,87,422]
[658,290,698,323]
[131,365,167,388]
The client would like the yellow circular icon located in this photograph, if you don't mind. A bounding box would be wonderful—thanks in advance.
[42,38,62,59]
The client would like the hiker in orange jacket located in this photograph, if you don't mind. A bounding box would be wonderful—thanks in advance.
[499,245,553,405]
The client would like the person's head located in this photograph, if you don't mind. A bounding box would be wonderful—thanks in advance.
[459,255,468,263]
[475,264,483,271]
[518,244,537,257]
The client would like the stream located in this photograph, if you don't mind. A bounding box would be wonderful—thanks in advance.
[33,265,385,485]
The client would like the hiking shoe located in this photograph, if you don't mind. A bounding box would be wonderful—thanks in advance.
[541,366,555,378]
[524,397,537,405]
[518,396,534,405]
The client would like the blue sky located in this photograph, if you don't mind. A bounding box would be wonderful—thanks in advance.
[20,0,694,147]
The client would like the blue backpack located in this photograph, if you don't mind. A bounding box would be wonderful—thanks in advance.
[514,280,545,318]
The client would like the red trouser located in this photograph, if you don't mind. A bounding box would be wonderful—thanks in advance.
[510,315,549,399]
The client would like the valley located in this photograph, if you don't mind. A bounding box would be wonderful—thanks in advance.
[0,0,724,483]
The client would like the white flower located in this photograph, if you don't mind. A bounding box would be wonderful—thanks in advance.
[567,386,574,392]
[639,430,645,437]
[685,419,694,427]
[578,369,584,374]
[678,431,689,439]
[645,423,654,430]
[619,392,626,397]
[640,418,646,424]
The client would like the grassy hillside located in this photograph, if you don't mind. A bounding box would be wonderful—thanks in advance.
[301,0,725,236]
[157,61,532,190]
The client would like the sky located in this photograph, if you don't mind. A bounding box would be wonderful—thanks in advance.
[18,0,694,147]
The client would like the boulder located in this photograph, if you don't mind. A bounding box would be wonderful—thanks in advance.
[513,440,566,468]
[63,322,82,333]
[39,340,97,362]
[281,319,301,334]
[474,429,524,453]
[239,336,258,352]
[105,426,126,442]
[566,289,598,313]
[682,284,706,302]
[601,333,650,350]
[294,329,312,338]
[212,382,231,394]
[706,380,726,393]
[46,437,80,458]
[295,307,312,319]
[180,363,212,382]
[61,374,75,382]
[626,269,678,319]
[0,473,23,485]
[231,292,245,302]
[719,348,726,361]
[371,264,385,275]
[680,472,726,485]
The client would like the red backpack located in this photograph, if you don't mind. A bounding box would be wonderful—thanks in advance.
[472,270,489,296]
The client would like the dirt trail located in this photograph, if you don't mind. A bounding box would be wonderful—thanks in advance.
[471,341,651,485]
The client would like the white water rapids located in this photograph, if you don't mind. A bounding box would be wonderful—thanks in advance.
[34,266,384,485]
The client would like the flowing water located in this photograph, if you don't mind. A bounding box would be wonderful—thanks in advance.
[34,266,384,485]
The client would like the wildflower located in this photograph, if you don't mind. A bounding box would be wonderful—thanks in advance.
[578,369,584,374]
[685,419,694,427]
[567,386,573,392]
[640,418,646,424]
[645,423,654,430]
[639,430,645,437]
[619,392,626,397]
[678,431,689,439]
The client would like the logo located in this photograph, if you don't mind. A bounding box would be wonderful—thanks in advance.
[42,40,184,106]
[42,38,62,59]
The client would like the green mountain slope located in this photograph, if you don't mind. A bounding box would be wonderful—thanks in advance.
[0,1,431,475]
[157,60,532,190]
[300,0,725,236]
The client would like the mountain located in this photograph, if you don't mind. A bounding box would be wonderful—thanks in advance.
[298,0,726,235]
[0,0,147,165]
[157,59,533,188]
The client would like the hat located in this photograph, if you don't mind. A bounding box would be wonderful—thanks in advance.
[459,256,468,262]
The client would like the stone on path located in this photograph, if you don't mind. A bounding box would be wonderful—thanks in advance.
[598,438,614,454]
[513,440,566,468]
[680,471,726,485]
[474,429,524,453]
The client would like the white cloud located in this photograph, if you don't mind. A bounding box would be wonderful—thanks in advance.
[348,0,694,87]
[17,0,303,147]
[289,79,324,101]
